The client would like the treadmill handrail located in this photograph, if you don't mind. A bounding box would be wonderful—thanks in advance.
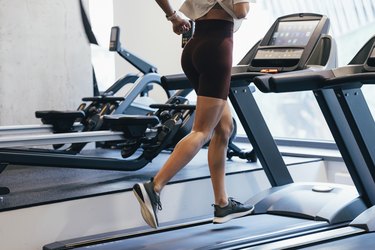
[254,70,375,94]
[161,72,265,90]
[253,69,332,93]
[325,72,375,87]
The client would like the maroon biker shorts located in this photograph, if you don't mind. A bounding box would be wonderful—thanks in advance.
[181,19,234,100]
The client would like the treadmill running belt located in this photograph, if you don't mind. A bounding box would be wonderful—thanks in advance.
[73,215,328,250]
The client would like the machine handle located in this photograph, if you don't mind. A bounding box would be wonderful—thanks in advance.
[253,70,330,93]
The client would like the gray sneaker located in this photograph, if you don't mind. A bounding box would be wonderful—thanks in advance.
[213,197,254,224]
[133,179,162,229]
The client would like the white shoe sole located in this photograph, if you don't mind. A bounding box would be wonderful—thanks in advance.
[133,184,158,229]
[213,206,254,224]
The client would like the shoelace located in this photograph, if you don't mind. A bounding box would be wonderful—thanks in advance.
[212,197,241,208]
[150,178,162,211]
[228,197,241,207]
[153,192,163,211]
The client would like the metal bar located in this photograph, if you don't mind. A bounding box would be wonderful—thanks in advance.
[104,74,139,95]
[114,73,161,114]
[0,124,53,135]
[0,131,124,148]
[335,88,375,184]
[0,149,149,171]
[229,80,293,187]
[0,123,83,136]
[314,89,375,206]
[117,48,158,74]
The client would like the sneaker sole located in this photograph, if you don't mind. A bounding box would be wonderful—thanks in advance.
[133,184,158,229]
[213,206,255,224]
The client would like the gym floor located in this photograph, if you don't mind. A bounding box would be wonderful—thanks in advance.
[0,147,261,212]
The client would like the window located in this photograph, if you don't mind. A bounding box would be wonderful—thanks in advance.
[234,0,375,141]
[88,0,115,91]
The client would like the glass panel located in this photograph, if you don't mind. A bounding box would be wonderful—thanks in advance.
[88,0,115,91]
[234,0,375,140]
[269,20,320,46]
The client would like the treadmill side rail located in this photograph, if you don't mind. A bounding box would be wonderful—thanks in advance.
[249,182,366,224]
[350,205,375,231]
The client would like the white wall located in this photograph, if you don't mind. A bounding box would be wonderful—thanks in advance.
[0,0,93,126]
[112,0,185,78]
[112,1,265,77]
[88,0,116,91]
[110,1,263,104]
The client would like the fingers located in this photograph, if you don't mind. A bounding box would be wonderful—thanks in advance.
[179,20,192,34]
[173,19,193,35]
[174,25,188,35]
[184,20,192,29]
[180,24,190,33]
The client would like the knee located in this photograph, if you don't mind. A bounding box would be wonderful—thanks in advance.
[191,130,213,147]
[202,131,214,145]
[214,121,234,142]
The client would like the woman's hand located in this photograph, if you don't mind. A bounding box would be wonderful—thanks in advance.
[171,16,191,35]
[233,2,250,19]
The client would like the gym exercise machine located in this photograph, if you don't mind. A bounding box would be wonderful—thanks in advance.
[0,79,193,161]
[0,91,194,196]
[248,35,375,250]
[34,26,169,153]
[43,13,372,250]
[0,26,167,140]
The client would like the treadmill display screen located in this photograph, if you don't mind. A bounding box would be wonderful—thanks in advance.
[269,20,320,46]
[254,49,304,59]
[110,27,119,42]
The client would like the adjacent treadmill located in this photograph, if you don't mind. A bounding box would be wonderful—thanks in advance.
[249,36,375,250]
[43,13,372,250]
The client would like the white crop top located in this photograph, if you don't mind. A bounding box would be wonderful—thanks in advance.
[179,0,255,32]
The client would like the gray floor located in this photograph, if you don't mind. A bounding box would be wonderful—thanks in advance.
[0,147,258,211]
[0,147,320,212]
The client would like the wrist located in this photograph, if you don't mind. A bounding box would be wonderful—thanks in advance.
[166,10,178,21]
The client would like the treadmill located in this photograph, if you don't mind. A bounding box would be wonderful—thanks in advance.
[43,13,372,250]
[249,36,375,249]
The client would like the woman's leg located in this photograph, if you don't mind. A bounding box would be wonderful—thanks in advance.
[209,102,255,224]
[208,102,233,207]
[153,95,227,193]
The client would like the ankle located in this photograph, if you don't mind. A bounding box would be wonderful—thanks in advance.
[152,179,162,194]
[216,198,229,208]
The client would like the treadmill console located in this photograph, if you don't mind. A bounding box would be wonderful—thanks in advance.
[109,26,120,52]
[247,14,330,72]
[268,20,320,47]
